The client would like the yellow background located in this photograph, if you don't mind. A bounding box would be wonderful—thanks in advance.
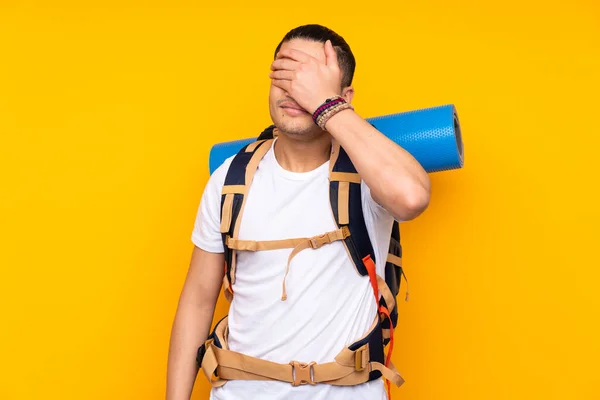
[1,1,599,399]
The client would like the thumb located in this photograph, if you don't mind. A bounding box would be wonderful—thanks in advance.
[324,40,338,67]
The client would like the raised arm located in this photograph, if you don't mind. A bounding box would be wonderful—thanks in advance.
[322,110,430,221]
[270,39,431,221]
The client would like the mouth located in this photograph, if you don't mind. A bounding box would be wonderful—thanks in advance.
[280,102,309,115]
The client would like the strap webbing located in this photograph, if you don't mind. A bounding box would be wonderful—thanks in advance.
[227,227,350,300]
[246,139,266,153]
[226,237,308,251]
[200,315,405,389]
[386,253,402,267]
[328,140,375,278]
[225,139,274,291]
[338,181,350,225]
[220,194,234,233]
[371,361,405,387]
[330,171,361,184]
[205,343,371,386]
[363,255,379,305]
[362,254,396,400]
[378,305,394,368]
[377,275,396,313]
[221,185,247,195]
[387,253,409,302]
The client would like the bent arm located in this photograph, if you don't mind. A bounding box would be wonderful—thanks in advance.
[325,109,431,221]
[166,246,225,400]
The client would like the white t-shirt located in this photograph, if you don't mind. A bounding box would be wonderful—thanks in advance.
[192,138,396,400]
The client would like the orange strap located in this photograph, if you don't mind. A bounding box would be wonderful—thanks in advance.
[379,305,394,367]
[363,255,379,305]
[362,254,396,400]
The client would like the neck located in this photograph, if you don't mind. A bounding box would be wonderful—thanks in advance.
[273,131,332,173]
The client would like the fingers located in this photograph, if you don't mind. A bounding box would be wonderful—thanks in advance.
[270,58,301,71]
[268,70,294,80]
[270,78,291,92]
[276,48,314,64]
[324,40,338,67]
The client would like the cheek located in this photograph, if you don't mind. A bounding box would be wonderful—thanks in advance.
[269,85,286,110]
[269,82,284,97]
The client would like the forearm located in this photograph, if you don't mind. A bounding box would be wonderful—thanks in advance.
[166,297,216,400]
[325,108,431,221]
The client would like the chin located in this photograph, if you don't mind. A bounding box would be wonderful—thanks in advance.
[277,122,317,137]
[273,115,314,135]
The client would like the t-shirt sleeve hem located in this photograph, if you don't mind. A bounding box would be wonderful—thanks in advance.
[191,233,224,253]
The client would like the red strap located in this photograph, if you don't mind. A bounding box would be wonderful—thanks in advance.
[363,255,395,400]
[380,304,395,400]
[379,305,394,367]
[362,255,379,305]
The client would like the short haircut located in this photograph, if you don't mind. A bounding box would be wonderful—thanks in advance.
[274,24,356,88]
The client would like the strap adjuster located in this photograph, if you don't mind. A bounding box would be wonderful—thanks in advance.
[354,346,367,371]
[310,234,328,249]
[290,361,316,386]
[310,228,349,249]
[341,225,350,238]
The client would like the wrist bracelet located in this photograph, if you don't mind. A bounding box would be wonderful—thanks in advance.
[312,96,345,125]
[316,102,354,130]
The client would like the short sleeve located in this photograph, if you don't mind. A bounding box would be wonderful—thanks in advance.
[191,157,234,253]
[361,180,397,277]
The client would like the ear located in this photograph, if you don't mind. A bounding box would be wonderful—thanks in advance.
[342,86,355,103]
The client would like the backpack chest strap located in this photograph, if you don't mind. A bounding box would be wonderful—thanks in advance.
[225,226,349,252]
[226,227,350,300]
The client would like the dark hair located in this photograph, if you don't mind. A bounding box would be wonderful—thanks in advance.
[274,24,356,88]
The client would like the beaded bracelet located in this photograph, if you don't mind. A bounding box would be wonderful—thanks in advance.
[312,96,345,125]
[316,102,354,130]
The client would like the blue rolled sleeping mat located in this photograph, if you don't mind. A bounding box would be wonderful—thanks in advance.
[208,104,464,174]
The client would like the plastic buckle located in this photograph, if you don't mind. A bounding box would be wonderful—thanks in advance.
[341,225,351,238]
[310,234,326,249]
[354,347,366,371]
[290,361,316,386]
[310,238,318,249]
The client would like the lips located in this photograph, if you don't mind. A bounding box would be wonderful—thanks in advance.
[280,102,307,113]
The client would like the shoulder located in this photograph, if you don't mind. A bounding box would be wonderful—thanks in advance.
[213,154,235,177]
[208,138,278,193]
[209,155,235,187]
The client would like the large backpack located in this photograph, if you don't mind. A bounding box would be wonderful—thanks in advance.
[197,125,408,397]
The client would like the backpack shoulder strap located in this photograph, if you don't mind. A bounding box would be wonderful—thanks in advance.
[328,140,375,276]
[329,140,407,364]
[220,136,274,300]
[257,124,277,140]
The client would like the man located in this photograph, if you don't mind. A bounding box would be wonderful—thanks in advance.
[166,24,430,400]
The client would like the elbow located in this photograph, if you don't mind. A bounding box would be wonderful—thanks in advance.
[391,182,430,222]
